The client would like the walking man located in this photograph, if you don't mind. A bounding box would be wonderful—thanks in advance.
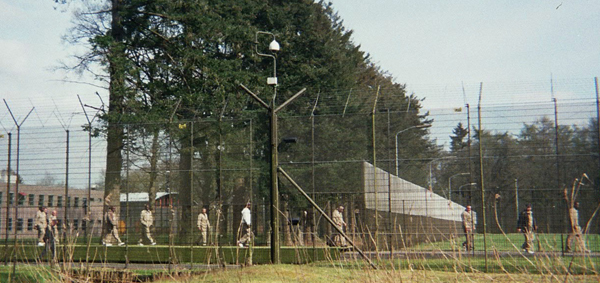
[104,206,124,246]
[238,202,253,247]
[566,202,588,252]
[332,206,347,247]
[139,204,156,246]
[197,207,210,246]
[35,206,48,246]
[49,210,59,245]
[517,204,537,254]
[461,205,475,251]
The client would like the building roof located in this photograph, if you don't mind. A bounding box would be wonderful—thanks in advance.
[120,192,176,202]
[0,181,104,197]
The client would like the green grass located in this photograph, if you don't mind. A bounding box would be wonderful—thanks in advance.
[411,233,600,252]
[0,244,341,265]
[0,265,59,283]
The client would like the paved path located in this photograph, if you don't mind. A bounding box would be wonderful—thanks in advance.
[342,250,599,260]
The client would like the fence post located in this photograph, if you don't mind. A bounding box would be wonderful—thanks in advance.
[476,82,488,272]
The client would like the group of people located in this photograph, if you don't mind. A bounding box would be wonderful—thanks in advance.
[34,206,59,247]
[461,202,589,254]
[515,202,589,254]
[104,202,253,247]
[195,202,253,247]
[197,202,253,247]
[102,204,156,246]
[39,200,590,252]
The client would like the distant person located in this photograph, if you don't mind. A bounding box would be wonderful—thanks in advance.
[104,206,124,246]
[35,206,48,246]
[461,205,475,251]
[332,206,347,247]
[237,202,253,247]
[566,202,589,252]
[41,209,58,260]
[517,204,537,254]
[139,204,156,246]
[197,207,210,246]
[49,210,59,245]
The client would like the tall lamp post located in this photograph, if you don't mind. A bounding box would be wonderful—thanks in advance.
[448,173,469,202]
[457,182,477,203]
[241,31,305,264]
[427,156,457,189]
[394,124,431,176]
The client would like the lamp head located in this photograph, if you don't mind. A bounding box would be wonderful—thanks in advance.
[269,39,280,52]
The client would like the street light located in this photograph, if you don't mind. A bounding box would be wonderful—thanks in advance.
[255,31,279,88]
[448,173,469,202]
[256,30,280,263]
[427,156,457,189]
[458,183,477,195]
[394,124,431,176]
[241,31,306,264]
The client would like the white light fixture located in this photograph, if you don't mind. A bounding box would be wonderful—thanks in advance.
[269,40,280,52]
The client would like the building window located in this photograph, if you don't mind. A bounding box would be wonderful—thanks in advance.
[48,195,54,207]
[17,194,24,206]
[38,195,45,207]
[8,218,12,231]
[57,196,63,207]
[81,220,87,231]
[73,219,79,230]
[82,198,88,209]
[74,197,79,208]
[67,197,71,207]
[16,218,23,231]
[8,193,13,206]
[0,191,3,204]
[27,219,33,231]
[28,194,35,206]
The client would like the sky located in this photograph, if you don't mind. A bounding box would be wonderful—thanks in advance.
[0,1,598,115]
[331,0,600,105]
[0,0,599,186]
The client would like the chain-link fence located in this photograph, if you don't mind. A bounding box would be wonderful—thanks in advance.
[1,79,600,260]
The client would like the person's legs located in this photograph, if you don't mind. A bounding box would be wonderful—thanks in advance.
[112,227,123,244]
[465,229,473,251]
[140,226,154,244]
[524,230,534,253]
[566,231,574,252]
[201,230,207,245]
[239,223,251,246]
[53,227,60,245]
[574,227,588,252]
[522,231,529,251]
[146,226,155,243]
[37,226,46,244]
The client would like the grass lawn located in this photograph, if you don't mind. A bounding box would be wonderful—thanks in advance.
[1,255,599,283]
[411,233,600,252]
[154,264,600,283]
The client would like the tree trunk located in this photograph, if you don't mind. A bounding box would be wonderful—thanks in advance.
[103,0,126,237]
[178,127,192,244]
[147,128,160,210]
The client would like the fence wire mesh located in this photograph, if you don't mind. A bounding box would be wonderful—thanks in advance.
[1,79,599,260]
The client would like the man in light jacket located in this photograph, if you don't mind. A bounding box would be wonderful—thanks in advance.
[197,207,210,246]
[139,204,156,246]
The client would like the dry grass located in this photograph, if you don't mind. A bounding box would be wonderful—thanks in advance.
[152,264,600,283]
